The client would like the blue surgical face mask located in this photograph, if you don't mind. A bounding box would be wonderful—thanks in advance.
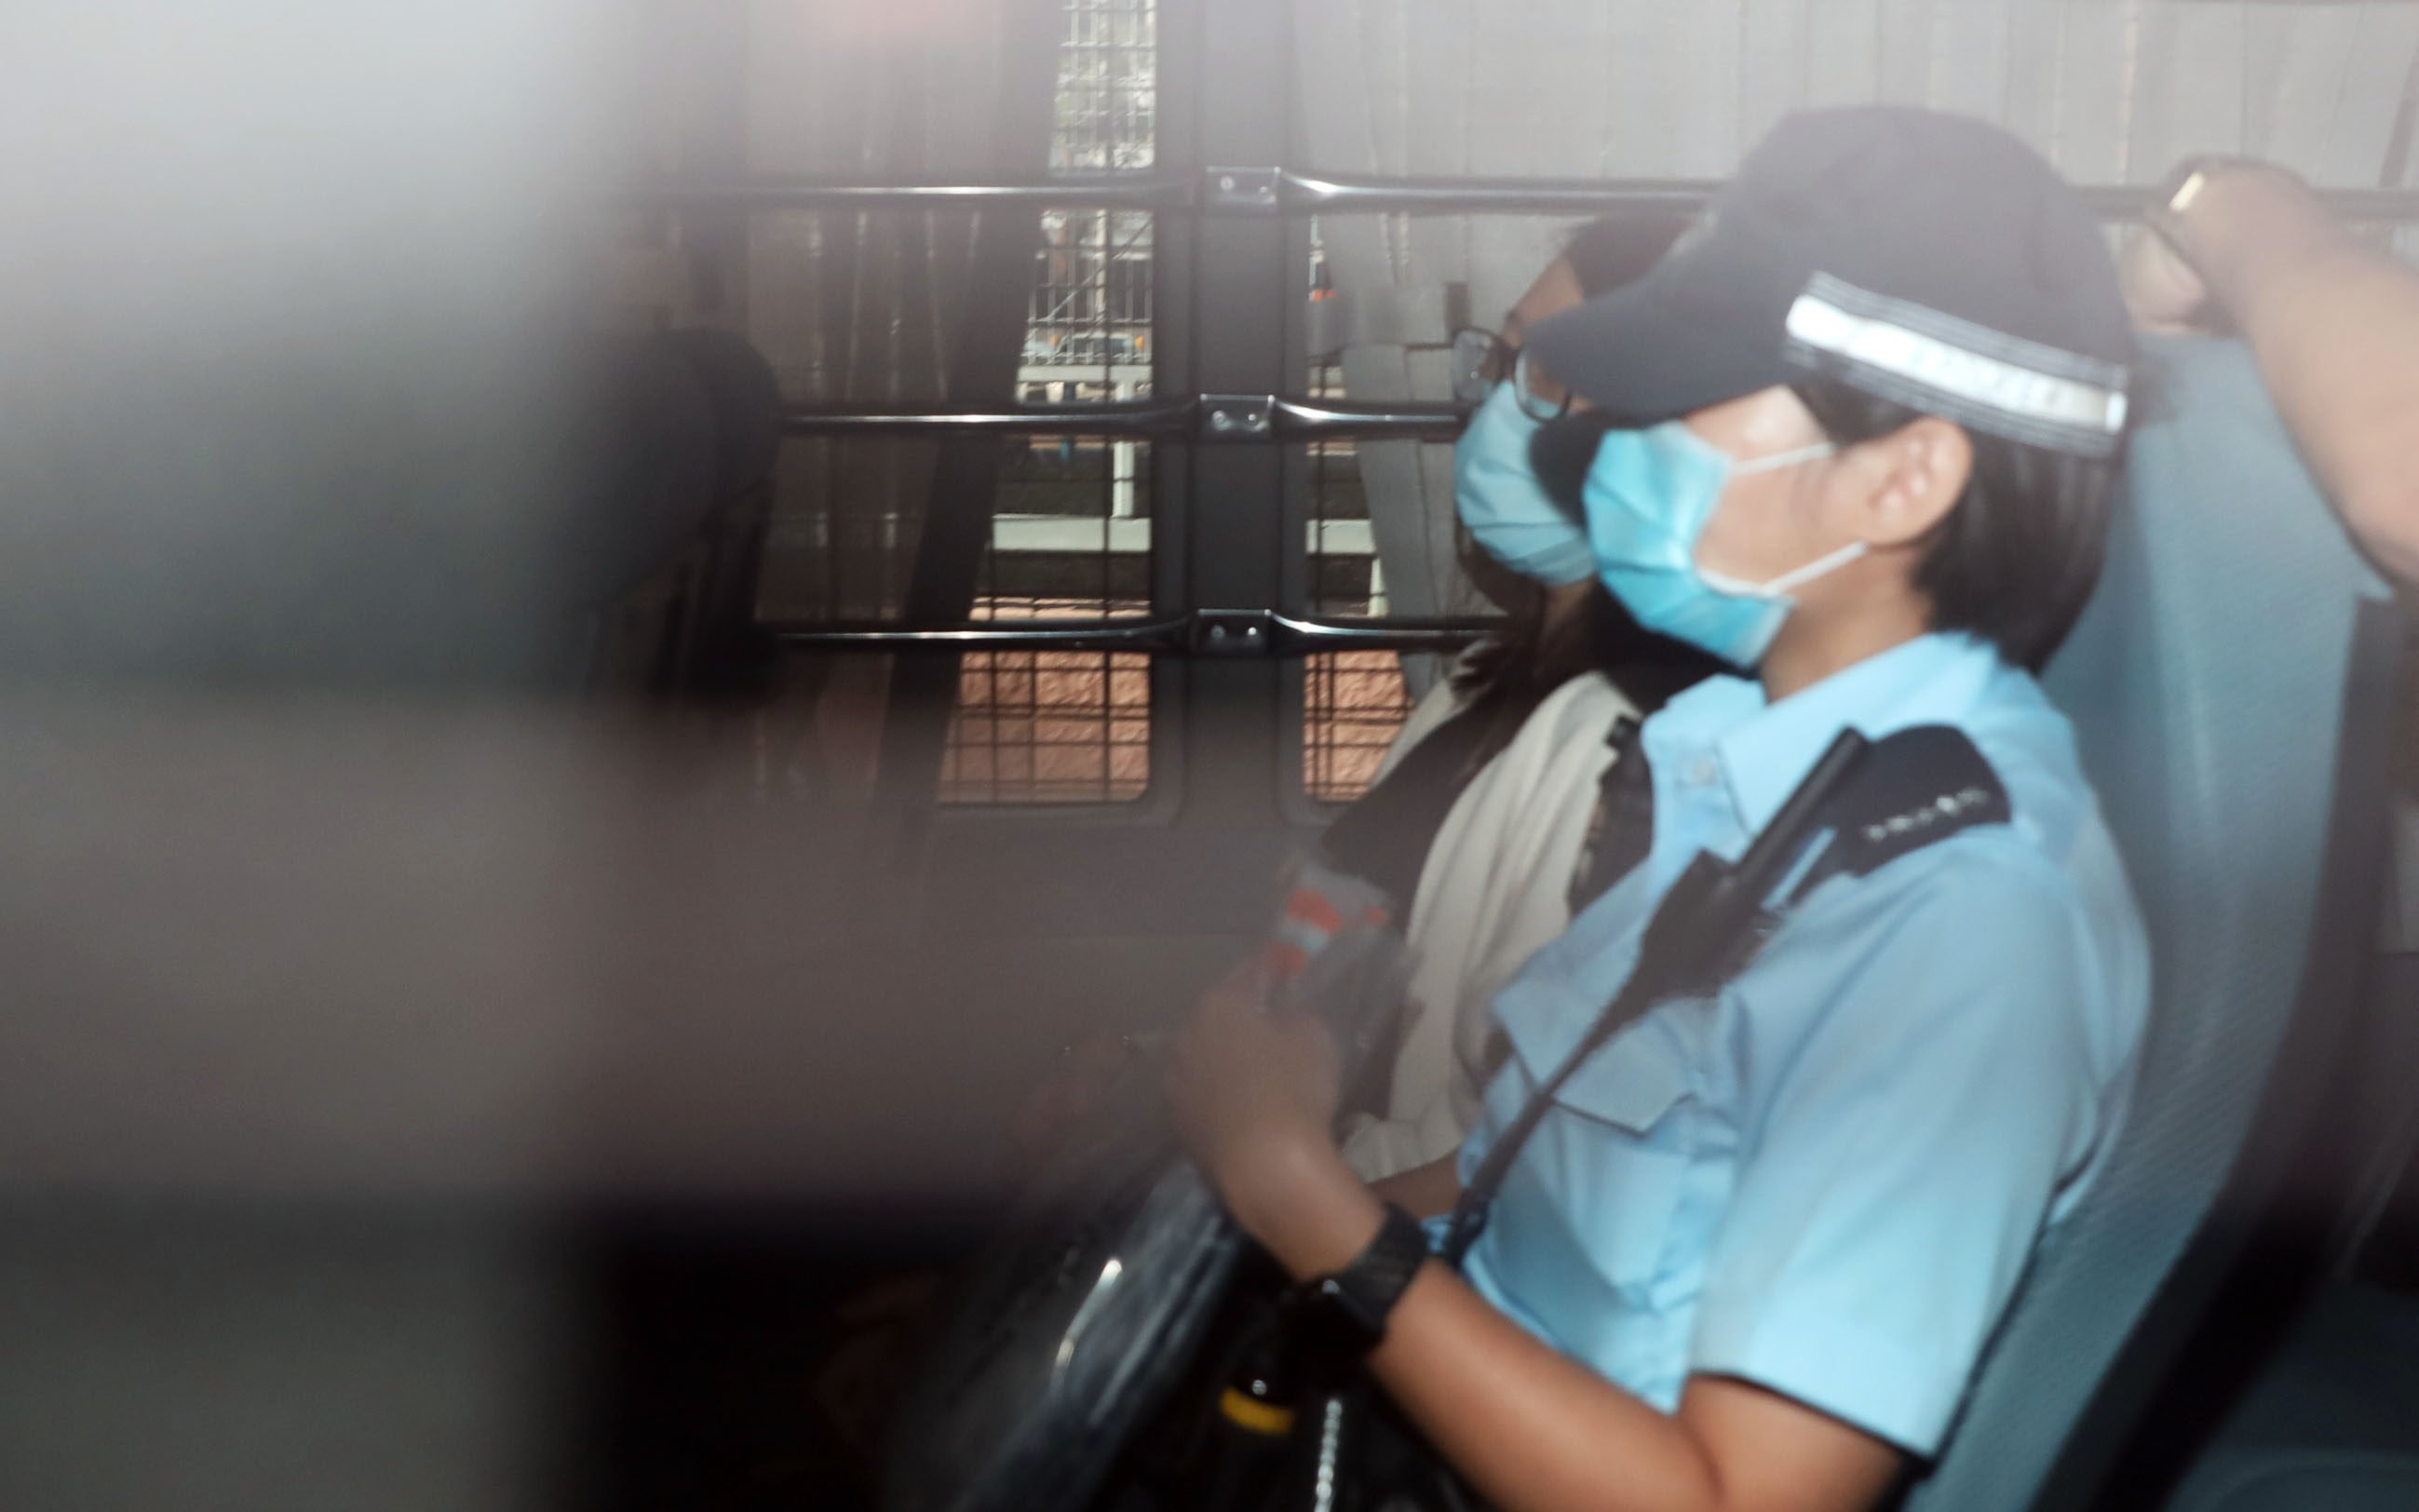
[1453,379,1596,587]
[1582,419,1859,668]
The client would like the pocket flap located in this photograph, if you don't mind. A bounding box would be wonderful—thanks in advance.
[1557,1031,1689,1133]
[1493,974,1689,1134]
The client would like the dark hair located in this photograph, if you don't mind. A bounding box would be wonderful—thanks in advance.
[1562,210,1695,300]
[1791,379,2129,671]
[1529,410,1622,512]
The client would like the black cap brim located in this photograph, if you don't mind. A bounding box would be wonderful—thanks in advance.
[1523,215,1807,428]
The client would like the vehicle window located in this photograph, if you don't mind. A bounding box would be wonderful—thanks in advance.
[733,0,1162,805]
[1303,357,1420,801]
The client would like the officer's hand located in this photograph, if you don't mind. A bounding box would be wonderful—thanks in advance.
[2120,225,2215,335]
[1163,964,1344,1207]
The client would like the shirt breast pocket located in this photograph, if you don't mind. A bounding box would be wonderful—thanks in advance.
[1492,981,1697,1307]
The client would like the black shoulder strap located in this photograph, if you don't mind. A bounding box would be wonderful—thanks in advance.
[1788,722,2012,900]
[1440,723,2011,1267]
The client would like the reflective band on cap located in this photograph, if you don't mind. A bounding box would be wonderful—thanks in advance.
[1785,288,2128,438]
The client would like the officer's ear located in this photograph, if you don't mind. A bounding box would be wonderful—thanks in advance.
[1837,415,1972,548]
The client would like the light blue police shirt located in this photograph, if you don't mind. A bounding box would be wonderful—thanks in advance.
[1455,630,2147,1456]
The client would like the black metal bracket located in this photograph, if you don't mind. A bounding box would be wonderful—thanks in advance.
[1189,608,1277,655]
[1197,395,1275,439]
[1202,167,1283,211]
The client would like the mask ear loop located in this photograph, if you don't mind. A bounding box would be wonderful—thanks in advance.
[1757,537,1869,596]
[1731,439,1836,478]
[1700,441,1867,597]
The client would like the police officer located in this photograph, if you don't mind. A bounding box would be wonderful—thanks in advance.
[1165,108,2148,1512]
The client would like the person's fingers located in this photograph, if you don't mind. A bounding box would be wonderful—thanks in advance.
[2118,225,2211,332]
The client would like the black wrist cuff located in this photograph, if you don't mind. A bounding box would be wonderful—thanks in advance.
[1292,1203,1431,1355]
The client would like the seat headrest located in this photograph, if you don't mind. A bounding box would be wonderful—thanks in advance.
[1905,337,2399,1510]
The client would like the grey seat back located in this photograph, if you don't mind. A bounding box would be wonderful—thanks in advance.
[1904,336,2403,1511]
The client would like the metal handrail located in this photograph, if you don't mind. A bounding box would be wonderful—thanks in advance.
[768,609,1498,655]
[769,615,1191,654]
[637,166,2419,223]
[634,172,1193,212]
[1256,611,1496,652]
[781,398,1191,437]
[1273,398,1462,440]
[1284,172,2419,221]
[1281,171,1721,216]
[779,395,1463,439]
